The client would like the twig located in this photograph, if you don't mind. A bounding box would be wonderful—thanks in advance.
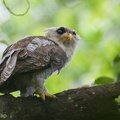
[3,0,30,16]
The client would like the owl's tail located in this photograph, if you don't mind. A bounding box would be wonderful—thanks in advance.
[0,51,19,85]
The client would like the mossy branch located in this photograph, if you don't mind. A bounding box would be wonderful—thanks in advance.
[0,82,120,120]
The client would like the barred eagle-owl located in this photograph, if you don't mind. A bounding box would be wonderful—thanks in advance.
[0,26,80,100]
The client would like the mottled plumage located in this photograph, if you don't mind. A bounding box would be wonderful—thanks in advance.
[0,26,80,100]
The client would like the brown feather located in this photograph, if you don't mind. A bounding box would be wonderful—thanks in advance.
[0,36,67,93]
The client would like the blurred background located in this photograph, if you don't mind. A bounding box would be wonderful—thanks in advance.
[0,0,119,96]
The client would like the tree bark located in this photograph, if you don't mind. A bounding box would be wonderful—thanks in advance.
[0,82,120,120]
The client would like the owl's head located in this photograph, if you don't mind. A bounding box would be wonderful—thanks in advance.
[45,26,80,47]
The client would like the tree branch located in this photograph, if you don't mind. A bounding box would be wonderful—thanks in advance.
[0,82,120,120]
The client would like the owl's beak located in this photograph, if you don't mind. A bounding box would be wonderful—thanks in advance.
[67,33,73,41]
[65,33,73,41]
[60,33,73,42]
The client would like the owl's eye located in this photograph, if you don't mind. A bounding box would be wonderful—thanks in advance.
[73,31,76,35]
[56,27,66,34]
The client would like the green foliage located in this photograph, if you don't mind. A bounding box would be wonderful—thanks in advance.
[115,96,120,105]
[94,77,114,85]
[0,0,120,96]
[113,54,120,81]
[93,54,120,85]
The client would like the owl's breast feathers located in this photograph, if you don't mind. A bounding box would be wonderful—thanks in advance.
[0,36,67,86]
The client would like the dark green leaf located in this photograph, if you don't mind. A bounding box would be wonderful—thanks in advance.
[115,96,120,105]
[115,73,120,82]
[112,54,120,79]
[113,54,120,64]
[94,76,114,85]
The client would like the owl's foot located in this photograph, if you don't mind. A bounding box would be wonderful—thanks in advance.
[41,93,56,101]
[34,91,56,101]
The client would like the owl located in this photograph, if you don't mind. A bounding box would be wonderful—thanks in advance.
[0,26,80,100]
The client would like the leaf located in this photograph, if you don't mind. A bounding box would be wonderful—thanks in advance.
[113,54,120,64]
[0,40,9,46]
[94,76,114,85]
[112,54,120,81]
[115,96,120,105]
[115,73,120,82]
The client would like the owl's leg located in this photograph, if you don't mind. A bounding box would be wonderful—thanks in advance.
[20,86,35,97]
[32,69,57,101]
[34,86,56,101]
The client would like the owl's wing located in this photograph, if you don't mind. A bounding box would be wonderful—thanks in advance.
[0,36,67,84]
[0,47,23,83]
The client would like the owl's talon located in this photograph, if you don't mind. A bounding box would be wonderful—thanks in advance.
[41,93,57,101]
[34,91,56,101]
[41,93,46,101]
